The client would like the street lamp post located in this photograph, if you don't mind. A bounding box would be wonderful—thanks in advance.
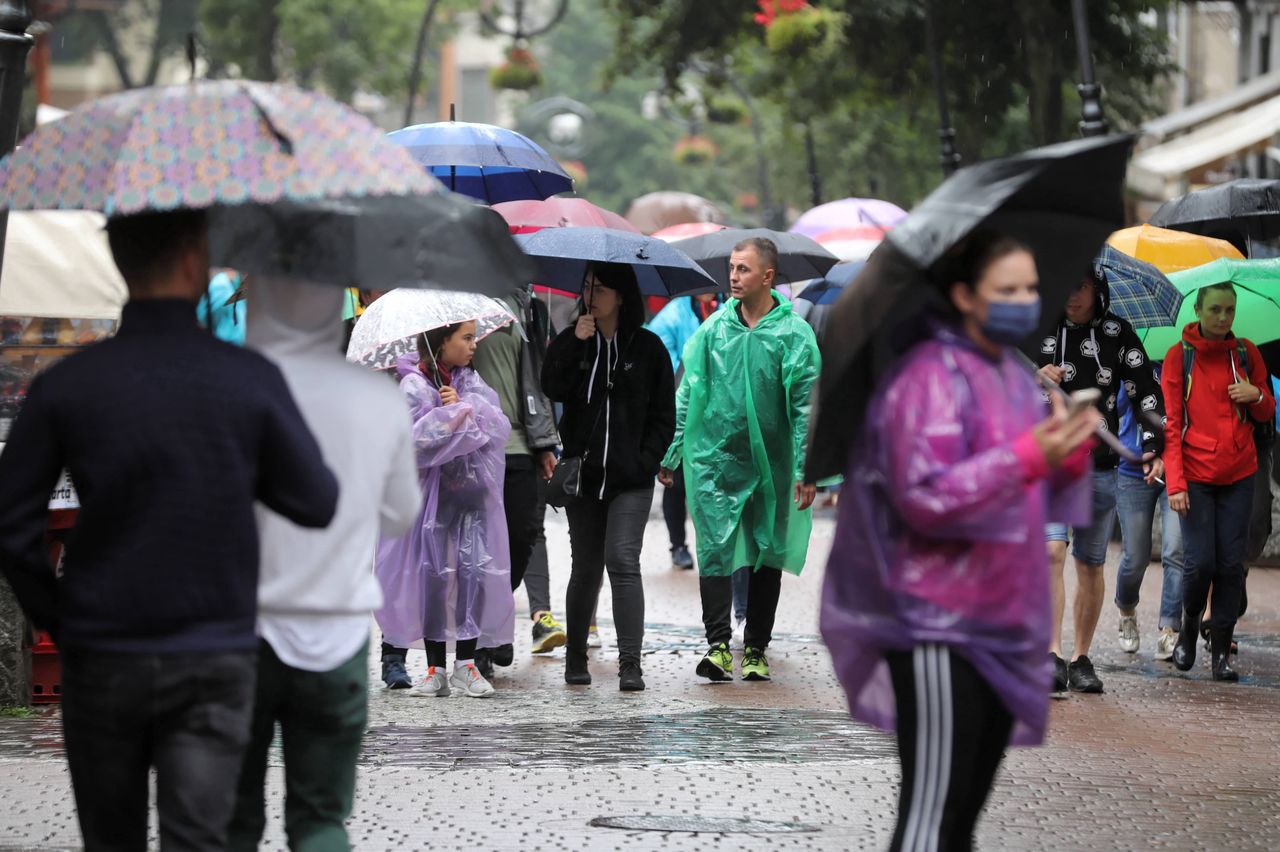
[1071,0,1109,138]
[0,0,31,709]
[923,0,961,175]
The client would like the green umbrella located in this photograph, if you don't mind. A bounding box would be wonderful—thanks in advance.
[1141,257,1280,359]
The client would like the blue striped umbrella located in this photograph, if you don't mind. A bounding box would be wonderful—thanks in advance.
[1095,244,1183,329]
[387,120,572,203]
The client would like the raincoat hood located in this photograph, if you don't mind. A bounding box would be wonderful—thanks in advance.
[1180,319,1241,353]
[245,276,345,360]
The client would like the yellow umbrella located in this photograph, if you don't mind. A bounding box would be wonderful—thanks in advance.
[1107,224,1243,274]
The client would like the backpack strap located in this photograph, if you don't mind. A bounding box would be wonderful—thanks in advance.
[1181,341,1194,402]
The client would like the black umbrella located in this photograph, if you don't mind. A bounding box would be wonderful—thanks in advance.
[1148,178,1280,255]
[669,228,839,288]
[207,191,535,297]
[804,134,1134,483]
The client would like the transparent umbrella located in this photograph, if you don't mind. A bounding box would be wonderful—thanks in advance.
[345,289,517,370]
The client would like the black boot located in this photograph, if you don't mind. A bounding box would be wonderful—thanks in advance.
[565,650,592,685]
[1211,626,1239,682]
[1172,608,1200,672]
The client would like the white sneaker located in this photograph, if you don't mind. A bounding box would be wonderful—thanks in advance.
[732,617,746,648]
[411,667,450,698]
[1155,627,1178,661]
[587,626,603,649]
[449,664,495,698]
[1118,614,1139,653]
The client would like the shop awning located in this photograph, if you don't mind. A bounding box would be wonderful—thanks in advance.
[1128,94,1280,198]
[0,211,127,320]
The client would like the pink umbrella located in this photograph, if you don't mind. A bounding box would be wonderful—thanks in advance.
[493,197,638,234]
[813,225,890,262]
[651,221,729,242]
[790,197,907,237]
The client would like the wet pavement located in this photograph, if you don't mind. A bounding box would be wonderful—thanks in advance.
[2,497,1280,850]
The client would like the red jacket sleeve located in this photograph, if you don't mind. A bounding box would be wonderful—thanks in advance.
[1161,342,1188,496]
[1244,340,1277,424]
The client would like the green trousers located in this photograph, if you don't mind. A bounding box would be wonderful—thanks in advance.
[228,639,368,852]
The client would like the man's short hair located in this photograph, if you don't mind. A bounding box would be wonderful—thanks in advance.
[733,237,778,274]
[106,209,208,287]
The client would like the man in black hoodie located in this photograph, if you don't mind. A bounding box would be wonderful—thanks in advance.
[1036,267,1166,694]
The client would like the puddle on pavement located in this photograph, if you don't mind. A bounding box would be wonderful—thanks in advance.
[0,706,894,769]
[360,707,895,769]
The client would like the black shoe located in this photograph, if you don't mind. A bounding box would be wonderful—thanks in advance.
[565,652,592,685]
[619,661,645,691]
[1174,608,1201,671]
[381,655,412,689]
[671,545,694,570]
[474,649,495,681]
[1211,627,1239,682]
[491,643,514,667]
[1049,652,1068,692]
[1067,655,1104,693]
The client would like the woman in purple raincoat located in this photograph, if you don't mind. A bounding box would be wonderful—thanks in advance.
[820,233,1098,851]
[375,321,515,698]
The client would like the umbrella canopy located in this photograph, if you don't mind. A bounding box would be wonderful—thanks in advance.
[207,191,534,295]
[0,211,126,320]
[514,226,717,297]
[805,133,1134,483]
[1107,224,1243,274]
[345,289,517,370]
[789,197,907,237]
[651,221,728,242]
[1093,244,1183,329]
[812,225,890,262]
[386,120,571,203]
[1148,178,1280,253]
[669,227,839,288]
[492,197,637,233]
[0,80,435,215]
[791,261,866,350]
[625,191,725,234]
[1141,257,1280,358]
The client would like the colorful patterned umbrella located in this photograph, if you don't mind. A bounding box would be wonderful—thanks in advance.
[0,80,437,215]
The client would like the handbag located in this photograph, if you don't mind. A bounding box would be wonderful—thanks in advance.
[546,332,634,508]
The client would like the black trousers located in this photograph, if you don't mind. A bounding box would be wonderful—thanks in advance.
[61,648,257,852]
[1183,476,1253,631]
[886,645,1012,852]
[425,638,478,667]
[700,566,782,649]
[662,465,688,549]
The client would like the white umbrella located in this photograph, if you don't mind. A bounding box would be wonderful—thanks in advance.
[345,289,517,370]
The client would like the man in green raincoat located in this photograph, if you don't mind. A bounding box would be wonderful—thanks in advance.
[659,237,820,683]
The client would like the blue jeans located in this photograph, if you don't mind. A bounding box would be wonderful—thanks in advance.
[1180,476,1254,632]
[1044,470,1117,565]
[1114,474,1183,630]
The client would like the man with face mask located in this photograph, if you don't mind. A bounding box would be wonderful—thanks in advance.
[660,238,820,684]
[1036,266,1166,694]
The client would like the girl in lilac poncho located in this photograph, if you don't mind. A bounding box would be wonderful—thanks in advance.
[820,234,1097,851]
[375,321,515,698]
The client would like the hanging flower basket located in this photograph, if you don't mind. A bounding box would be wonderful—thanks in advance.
[490,47,542,91]
[705,96,748,125]
[764,6,844,60]
[674,135,718,166]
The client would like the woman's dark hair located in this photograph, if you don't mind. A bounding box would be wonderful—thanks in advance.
[418,321,465,372]
[942,230,1033,290]
[588,261,646,332]
[1194,281,1236,311]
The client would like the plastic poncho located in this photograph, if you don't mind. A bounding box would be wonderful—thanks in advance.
[661,294,820,577]
[374,354,515,649]
[820,322,1090,747]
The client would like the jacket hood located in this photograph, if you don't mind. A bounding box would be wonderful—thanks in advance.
[1058,267,1111,330]
[245,277,345,360]
[724,291,795,327]
[1180,320,1240,353]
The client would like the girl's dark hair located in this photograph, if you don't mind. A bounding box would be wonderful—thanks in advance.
[588,261,646,332]
[418,321,465,370]
[942,230,1033,290]
[1194,281,1235,311]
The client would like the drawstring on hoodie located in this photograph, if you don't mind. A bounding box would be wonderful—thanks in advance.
[1058,324,1105,375]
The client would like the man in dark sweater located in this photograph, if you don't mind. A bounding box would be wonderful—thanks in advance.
[0,209,339,851]
[1036,267,1165,694]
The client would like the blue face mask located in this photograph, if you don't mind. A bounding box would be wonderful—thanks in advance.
[981,299,1041,346]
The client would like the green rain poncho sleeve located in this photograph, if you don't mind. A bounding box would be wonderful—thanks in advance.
[661,296,821,577]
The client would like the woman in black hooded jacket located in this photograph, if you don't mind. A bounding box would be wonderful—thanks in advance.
[542,262,675,691]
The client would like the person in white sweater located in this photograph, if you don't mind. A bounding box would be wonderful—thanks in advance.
[228,277,421,852]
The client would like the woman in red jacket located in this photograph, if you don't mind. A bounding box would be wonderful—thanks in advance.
[1162,282,1276,681]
